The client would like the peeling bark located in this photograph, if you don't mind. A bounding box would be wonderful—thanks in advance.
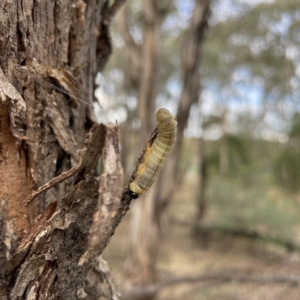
[80,124,123,264]
[0,100,37,237]
[0,199,8,300]
[8,176,98,300]
[0,68,27,141]
[1,0,127,298]
[23,123,107,205]
[7,123,129,299]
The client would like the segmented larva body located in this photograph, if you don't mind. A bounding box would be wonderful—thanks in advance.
[129,108,177,198]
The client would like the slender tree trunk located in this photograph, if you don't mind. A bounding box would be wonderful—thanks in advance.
[122,1,163,287]
[119,0,211,294]
[155,0,210,216]
[219,110,229,175]
[137,1,162,140]
[195,137,207,221]
[153,0,210,234]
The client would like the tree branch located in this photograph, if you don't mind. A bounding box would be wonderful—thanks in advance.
[80,124,123,264]
[177,0,210,146]
[155,0,211,226]
[107,0,127,21]
[117,4,142,79]
[118,5,139,53]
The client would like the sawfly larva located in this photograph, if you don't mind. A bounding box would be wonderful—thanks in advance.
[129,108,177,199]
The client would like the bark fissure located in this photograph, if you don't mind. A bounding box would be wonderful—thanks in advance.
[6,118,155,299]
[1,0,127,298]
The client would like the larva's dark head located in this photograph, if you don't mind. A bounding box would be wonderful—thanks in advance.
[129,189,139,199]
[156,108,173,124]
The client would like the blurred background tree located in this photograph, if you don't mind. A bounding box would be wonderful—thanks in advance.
[275,113,300,192]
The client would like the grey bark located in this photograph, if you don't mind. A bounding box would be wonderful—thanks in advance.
[0,0,127,299]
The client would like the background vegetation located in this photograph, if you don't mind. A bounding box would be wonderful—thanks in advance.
[99,0,300,299]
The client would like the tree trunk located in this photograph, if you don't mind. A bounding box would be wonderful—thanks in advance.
[195,137,207,221]
[157,0,210,206]
[0,0,126,298]
[219,110,229,175]
[122,0,163,287]
[154,0,210,250]
[119,0,211,294]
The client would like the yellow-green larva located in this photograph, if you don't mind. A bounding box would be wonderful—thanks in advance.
[129,108,177,198]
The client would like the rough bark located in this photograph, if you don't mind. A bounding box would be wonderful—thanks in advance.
[6,123,128,299]
[0,73,37,238]
[5,116,162,299]
[1,0,127,298]
[0,0,111,232]
[80,124,123,264]
[0,199,8,299]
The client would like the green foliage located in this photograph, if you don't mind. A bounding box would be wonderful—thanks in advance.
[227,134,250,170]
[274,113,300,192]
[203,0,300,92]
[202,0,300,138]
[206,149,219,173]
[289,113,300,139]
[206,135,250,175]
[180,136,300,241]
[104,0,300,145]
[274,148,300,192]
[207,176,300,240]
